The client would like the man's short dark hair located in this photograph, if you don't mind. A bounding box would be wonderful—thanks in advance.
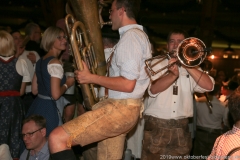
[23,115,46,128]
[228,80,239,91]
[167,29,189,42]
[228,86,240,123]
[116,0,140,20]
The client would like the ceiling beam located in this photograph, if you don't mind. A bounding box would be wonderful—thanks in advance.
[40,0,67,26]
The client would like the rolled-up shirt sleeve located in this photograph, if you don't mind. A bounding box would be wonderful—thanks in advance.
[148,83,160,98]
[147,59,168,98]
[191,68,215,93]
[16,59,31,82]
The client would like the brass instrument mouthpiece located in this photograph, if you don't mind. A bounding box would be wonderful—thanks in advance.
[101,21,112,25]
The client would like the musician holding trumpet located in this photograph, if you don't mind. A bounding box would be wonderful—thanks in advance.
[141,29,215,160]
[48,0,151,159]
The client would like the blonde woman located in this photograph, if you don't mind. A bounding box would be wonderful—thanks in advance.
[26,26,75,136]
[0,30,30,158]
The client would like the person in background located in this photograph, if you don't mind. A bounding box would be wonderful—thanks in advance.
[11,30,40,113]
[26,26,75,136]
[141,29,214,160]
[214,71,226,86]
[11,29,40,67]
[11,30,25,58]
[219,83,228,104]
[193,83,228,159]
[24,22,45,57]
[220,80,239,131]
[20,115,49,160]
[219,80,239,107]
[48,0,152,159]
[0,30,31,158]
[56,18,78,123]
[208,86,240,159]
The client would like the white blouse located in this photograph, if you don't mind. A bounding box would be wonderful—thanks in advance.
[47,63,64,79]
[0,55,31,82]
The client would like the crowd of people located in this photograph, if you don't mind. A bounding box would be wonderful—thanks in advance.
[1,0,240,160]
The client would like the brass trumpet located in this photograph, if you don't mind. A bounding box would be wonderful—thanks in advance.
[145,37,211,76]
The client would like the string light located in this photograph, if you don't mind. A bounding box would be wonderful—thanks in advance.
[210,55,215,59]
[223,54,228,58]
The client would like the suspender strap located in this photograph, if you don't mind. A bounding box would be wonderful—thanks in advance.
[104,51,115,98]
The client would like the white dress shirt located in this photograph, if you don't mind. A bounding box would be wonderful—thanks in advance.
[145,58,214,119]
[18,50,40,92]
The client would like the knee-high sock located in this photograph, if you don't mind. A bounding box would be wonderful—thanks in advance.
[51,149,77,160]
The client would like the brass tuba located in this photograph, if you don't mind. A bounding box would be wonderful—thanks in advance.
[65,0,108,110]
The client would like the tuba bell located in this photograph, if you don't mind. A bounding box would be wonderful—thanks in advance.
[65,0,109,110]
[145,37,211,77]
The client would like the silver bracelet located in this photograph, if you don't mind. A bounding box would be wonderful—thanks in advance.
[63,84,68,89]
